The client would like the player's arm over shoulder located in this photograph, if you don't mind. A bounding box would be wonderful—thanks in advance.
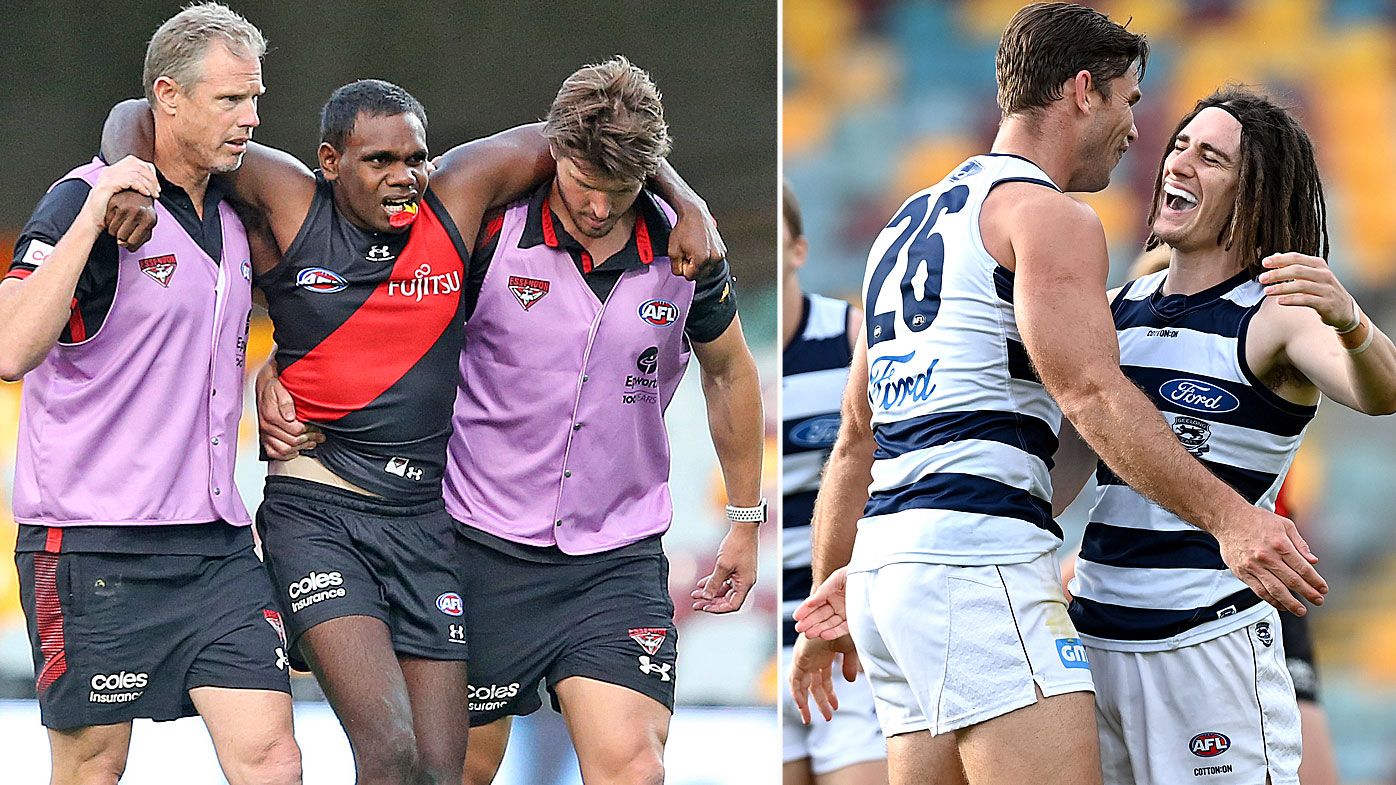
[429,124,553,243]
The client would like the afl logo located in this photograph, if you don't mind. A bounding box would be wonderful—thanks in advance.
[436,592,464,617]
[1190,732,1230,758]
[789,414,841,449]
[639,299,679,326]
[296,267,349,293]
[1160,379,1240,413]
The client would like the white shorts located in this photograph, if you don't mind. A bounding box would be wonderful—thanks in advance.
[780,646,887,773]
[1088,609,1300,785]
[846,551,1094,736]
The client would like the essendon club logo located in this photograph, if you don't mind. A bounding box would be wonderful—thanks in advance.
[628,627,667,656]
[139,254,178,287]
[507,275,550,311]
[263,609,287,647]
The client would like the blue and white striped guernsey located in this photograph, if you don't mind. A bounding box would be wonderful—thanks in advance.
[782,293,852,645]
[849,154,1064,570]
[1069,269,1317,651]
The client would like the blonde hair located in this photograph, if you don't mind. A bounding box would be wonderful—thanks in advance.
[143,2,266,103]
[543,55,671,183]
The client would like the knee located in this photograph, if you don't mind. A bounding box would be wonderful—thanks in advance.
[622,751,664,785]
[51,743,127,785]
[354,733,422,783]
[57,758,126,785]
[229,733,302,785]
[592,748,664,785]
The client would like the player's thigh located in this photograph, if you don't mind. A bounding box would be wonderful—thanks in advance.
[885,730,963,785]
[301,615,416,747]
[956,688,1102,785]
[817,758,889,785]
[463,717,513,785]
[398,656,470,773]
[47,722,133,785]
[785,759,814,785]
[555,675,671,783]
[189,687,298,780]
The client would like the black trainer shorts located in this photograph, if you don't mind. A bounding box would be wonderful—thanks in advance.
[17,544,290,730]
[459,528,678,726]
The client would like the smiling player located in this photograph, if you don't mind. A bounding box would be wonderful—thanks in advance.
[1056,87,1396,785]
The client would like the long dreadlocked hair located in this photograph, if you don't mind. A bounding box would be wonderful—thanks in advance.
[1144,86,1328,276]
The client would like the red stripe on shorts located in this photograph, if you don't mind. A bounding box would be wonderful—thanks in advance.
[33,553,68,694]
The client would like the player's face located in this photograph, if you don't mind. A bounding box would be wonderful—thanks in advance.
[1075,70,1140,192]
[322,111,430,234]
[1151,107,1242,252]
[552,155,644,239]
[174,43,263,174]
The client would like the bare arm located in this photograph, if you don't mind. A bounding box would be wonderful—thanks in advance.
[1007,187,1326,613]
[1257,252,1396,414]
[0,158,159,380]
[1050,417,1097,517]
[810,330,875,587]
[101,99,314,250]
[688,317,763,614]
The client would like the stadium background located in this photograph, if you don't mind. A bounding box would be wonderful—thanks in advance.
[785,0,1396,782]
[0,2,779,782]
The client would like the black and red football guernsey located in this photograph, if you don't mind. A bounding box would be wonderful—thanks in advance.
[260,174,470,500]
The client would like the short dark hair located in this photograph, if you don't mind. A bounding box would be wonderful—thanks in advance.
[320,79,428,150]
[996,2,1148,116]
[1145,86,1328,274]
[782,180,804,239]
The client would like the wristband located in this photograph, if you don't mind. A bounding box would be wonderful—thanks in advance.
[1335,300,1363,334]
[725,499,767,524]
[1346,325,1376,355]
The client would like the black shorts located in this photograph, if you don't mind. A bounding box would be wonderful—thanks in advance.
[255,477,469,663]
[16,545,290,731]
[459,528,678,726]
[1280,609,1320,703]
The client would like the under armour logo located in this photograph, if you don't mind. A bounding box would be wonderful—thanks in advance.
[275,647,288,671]
[637,655,672,682]
[449,624,466,642]
[366,244,395,262]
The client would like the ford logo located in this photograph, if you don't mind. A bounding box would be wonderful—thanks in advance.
[1159,378,1239,413]
[789,414,841,449]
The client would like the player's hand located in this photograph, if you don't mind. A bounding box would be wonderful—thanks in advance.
[690,522,758,613]
[668,200,726,281]
[1214,504,1327,616]
[82,156,159,233]
[104,189,158,250]
[256,362,322,460]
[1259,252,1358,329]
[789,634,860,724]
[793,567,851,640]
